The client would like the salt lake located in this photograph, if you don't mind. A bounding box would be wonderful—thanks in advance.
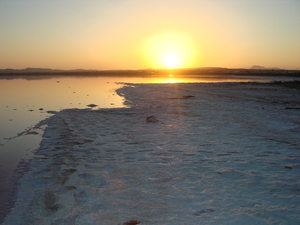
[0,74,297,223]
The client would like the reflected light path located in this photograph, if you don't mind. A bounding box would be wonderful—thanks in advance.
[143,74,273,84]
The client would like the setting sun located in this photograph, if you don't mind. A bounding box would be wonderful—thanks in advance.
[163,54,180,68]
[141,30,199,69]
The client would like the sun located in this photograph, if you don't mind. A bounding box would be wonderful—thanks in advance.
[141,30,199,69]
[164,54,180,68]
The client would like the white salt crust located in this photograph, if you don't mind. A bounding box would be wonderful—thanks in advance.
[3,82,300,225]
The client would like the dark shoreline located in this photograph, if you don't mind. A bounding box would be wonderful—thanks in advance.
[0,68,299,77]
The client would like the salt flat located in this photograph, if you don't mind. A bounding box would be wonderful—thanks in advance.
[4,82,300,225]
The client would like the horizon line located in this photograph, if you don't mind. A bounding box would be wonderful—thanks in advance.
[1,66,298,71]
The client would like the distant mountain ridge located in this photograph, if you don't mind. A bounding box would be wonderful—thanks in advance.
[0,67,226,74]
[0,67,298,77]
[0,67,90,73]
[0,66,285,73]
[250,65,282,70]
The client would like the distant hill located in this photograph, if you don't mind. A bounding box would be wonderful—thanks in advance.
[0,67,299,77]
[0,68,63,73]
[0,68,94,74]
[23,68,64,73]
[0,67,227,74]
[250,65,282,70]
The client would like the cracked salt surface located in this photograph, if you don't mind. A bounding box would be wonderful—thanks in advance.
[3,83,300,224]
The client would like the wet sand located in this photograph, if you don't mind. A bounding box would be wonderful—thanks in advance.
[3,82,300,224]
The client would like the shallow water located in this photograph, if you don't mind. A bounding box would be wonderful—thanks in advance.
[0,74,295,222]
[0,74,277,152]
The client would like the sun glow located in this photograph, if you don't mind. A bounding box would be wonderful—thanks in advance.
[164,54,180,68]
[141,31,199,69]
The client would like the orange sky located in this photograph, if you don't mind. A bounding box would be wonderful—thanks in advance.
[0,0,299,70]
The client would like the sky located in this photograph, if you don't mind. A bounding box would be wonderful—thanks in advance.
[0,0,299,70]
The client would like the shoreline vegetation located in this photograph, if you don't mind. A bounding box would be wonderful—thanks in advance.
[0,67,300,77]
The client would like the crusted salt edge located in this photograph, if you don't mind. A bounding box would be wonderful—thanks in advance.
[3,82,300,225]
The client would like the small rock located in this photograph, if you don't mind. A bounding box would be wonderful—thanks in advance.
[26,131,39,135]
[182,95,195,99]
[123,220,141,225]
[87,104,98,108]
[194,208,215,216]
[146,116,159,123]
[46,111,57,114]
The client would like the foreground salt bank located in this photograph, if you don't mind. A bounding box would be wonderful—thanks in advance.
[4,82,300,224]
